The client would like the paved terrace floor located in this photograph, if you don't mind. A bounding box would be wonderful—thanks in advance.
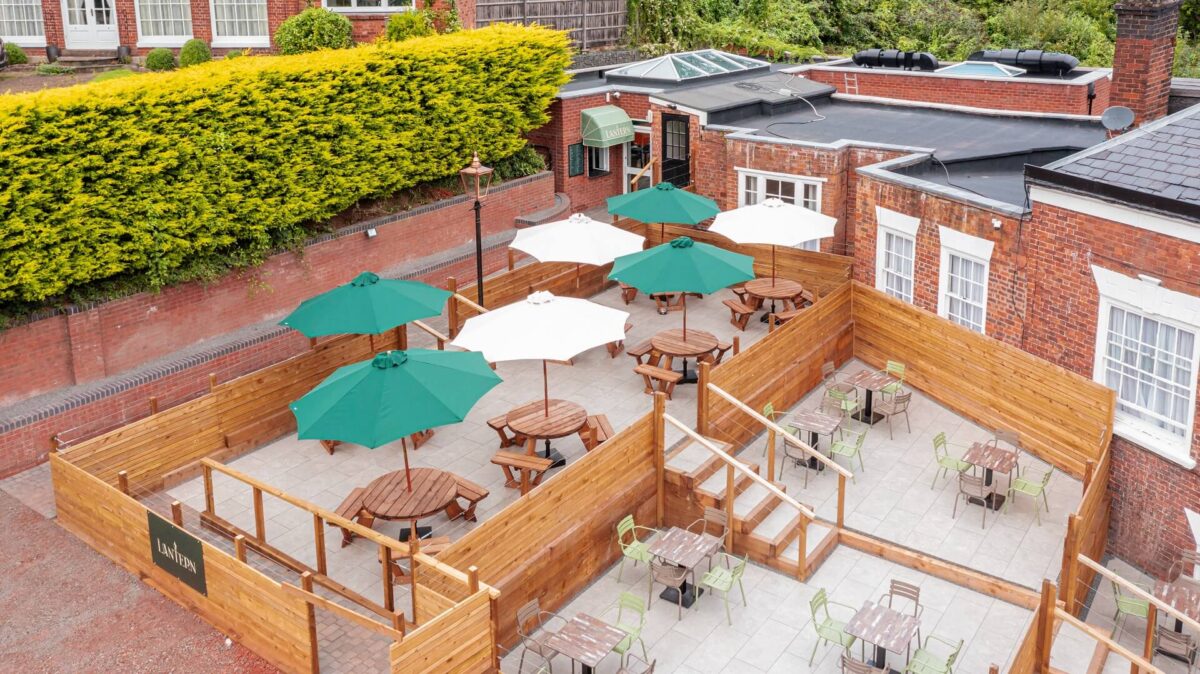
[160,284,771,613]
[501,547,1034,673]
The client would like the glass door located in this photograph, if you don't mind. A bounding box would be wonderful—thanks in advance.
[622,124,652,193]
[661,114,690,187]
[62,0,118,49]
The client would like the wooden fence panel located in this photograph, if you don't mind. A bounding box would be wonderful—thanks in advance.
[50,453,314,673]
[474,0,626,48]
[852,282,1114,477]
[390,590,494,674]
[708,282,854,447]
[60,331,401,492]
[435,412,657,646]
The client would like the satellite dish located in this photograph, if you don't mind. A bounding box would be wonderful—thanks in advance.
[1101,106,1135,132]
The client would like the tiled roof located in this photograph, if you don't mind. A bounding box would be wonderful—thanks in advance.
[1051,106,1200,206]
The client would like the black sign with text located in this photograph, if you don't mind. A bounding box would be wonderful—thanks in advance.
[148,511,207,596]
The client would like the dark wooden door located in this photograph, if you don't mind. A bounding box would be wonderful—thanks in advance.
[661,114,690,187]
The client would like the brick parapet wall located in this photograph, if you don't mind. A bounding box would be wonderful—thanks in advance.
[799,67,1111,116]
[0,172,554,408]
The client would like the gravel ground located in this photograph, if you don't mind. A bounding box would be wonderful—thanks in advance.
[0,69,96,94]
[0,491,280,673]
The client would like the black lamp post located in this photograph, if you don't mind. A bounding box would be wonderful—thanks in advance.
[458,152,494,306]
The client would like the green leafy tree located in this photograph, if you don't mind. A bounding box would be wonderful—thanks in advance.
[986,0,1113,65]
[273,7,353,55]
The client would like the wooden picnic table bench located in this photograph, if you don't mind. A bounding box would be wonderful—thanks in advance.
[487,414,527,449]
[626,339,660,366]
[635,363,683,400]
[723,298,757,331]
[606,321,634,358]
[579,414,615,451]
[330,486,369,547]
[444,475,489,522]
[492,450,555,495]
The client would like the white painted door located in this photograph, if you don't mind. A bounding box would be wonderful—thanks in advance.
[62,0,118,49]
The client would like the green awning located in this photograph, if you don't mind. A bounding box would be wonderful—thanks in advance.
[581,105,634,148]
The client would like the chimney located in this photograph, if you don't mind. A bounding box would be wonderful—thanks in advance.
[1111,0,1182,125]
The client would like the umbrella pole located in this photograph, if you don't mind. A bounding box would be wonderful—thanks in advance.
[772,245,777,286]
[682,293,688,341]
[543,360,550,417]
[401,438,413,491]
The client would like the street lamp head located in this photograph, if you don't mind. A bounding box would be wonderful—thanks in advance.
[459,151,494,201]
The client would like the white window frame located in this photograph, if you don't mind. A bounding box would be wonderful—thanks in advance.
[209,0,268,48]
[0,0,46,47]
[133,0,192,48]
[735,167,825,250]
[587,145,610,175]
[323,0,413,13]
[937,226,993,334]
[1091,265,1200,468]
[874,206,919,303]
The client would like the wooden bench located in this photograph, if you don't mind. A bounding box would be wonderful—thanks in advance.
[491,451,555,495]
[791,289,817,310]
[699,341,733,366]
[723,299,757,331]
[487,415,527,449]
[320,429,433,455]
[635,363,683,400]
[444,475,489,522]
[330,487,369,547]
[606,321,634,358]
[619,282,638,305]
[626,340,660,367]
[579,414,615,451]
[769,307,806,327]
[384,535,452,583]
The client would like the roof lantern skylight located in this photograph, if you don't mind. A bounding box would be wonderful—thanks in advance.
[606,50,771,83]
[935,61,1026,78]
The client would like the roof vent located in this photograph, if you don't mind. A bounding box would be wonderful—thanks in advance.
[967,49,1079,75]
[852,49,939,71]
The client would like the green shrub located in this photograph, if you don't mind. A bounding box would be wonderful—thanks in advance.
[145,48,176,71]
[386,11,433,41]
[1177,31,1200,77]
[492,145,546,180]
[91,68,135,82]
[986,0,1113,65]
[179,38,212,67]
[35,62,75,75]
[0,25,570,304]
[274,8,353,55]
[5,42,28,65]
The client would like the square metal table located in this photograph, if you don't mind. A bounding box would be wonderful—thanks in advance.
[842,369,899,424]
[544,613,625,674]
[845,600,921,673]
[789,407,842,470]
[647,526,722,608]
[961,442,1019,510]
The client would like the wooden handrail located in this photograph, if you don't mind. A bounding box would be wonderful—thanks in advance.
[1053,607,1163,673]
[706,383,854,479]
[281,582,406,641]
[410,319,450,348]
[1077,554,1200,635]
[453,292,488,315]
[629,157,656,191]
[662,413,816,521]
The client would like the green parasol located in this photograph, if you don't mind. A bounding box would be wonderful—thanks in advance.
[291,349,501,489]
[609,236,754,338]
[606,182,720,240]
[280,271,451,337]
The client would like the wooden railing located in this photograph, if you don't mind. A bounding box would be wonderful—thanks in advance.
[851,282,1114,477]
[1059,445,1112,616]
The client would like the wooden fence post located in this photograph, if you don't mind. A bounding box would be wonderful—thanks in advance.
[148,396,159,415]
[313,513,327,576]
[170,501,183,526]
[696,362,710,437]
[837,474,846,529]
[795,514,808,579]
[301,571,320,674]
[725,463,735,552]
[381,544,394,613]
[467,565,480,593]
[732,335,740,356]
[117,470,129,495]
[1036,579,1057,673]
[253,487,265,541]
[1140,607,1156,674]
[652,392,666,528]
[766,429,776,485]
[235,534,247,562]
[202,463,214,515]
[447,277,459,338]
[409,533,420,623]
[507,248,516,271]
[1083,459,1096,496]
[395,324,408,351]
[208,373,217,391]
[1060,515,1079,614]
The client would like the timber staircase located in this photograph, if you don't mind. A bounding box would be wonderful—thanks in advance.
[665,435,836,578]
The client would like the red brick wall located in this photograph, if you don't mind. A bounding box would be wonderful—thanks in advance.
[800,68,1111,116]
[851,172,1025,346]
[1022,199,1200,578]
[0,172,553,408]
[1111,0,1181,124]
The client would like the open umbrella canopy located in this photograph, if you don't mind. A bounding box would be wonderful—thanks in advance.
[609,236,754,295]
[709,198,837,248]
[606,182,720,226]
[450,291,630,363]
[279,271,451,337]
[291,349,500,449]
[510,213,646,267]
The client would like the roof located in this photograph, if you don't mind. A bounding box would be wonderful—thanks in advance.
[1031,105,1200,220]
[652,73,835,123]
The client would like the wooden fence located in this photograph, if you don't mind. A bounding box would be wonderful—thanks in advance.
[389,588,497,673]
[50,453,316,673]
[851,282,1114,477]
[435,410,659,646]
[704,281,854,447]
[58,329,407,493]
[1059,446,1112,616]
[475,0,626,49]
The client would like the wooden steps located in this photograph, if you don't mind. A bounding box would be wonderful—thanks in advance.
[731,480,784,534]
[771,520,837,575]
[693,462,759,508]
[744,505,804,558]
[664,436,734,490]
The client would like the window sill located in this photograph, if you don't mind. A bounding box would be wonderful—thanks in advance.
[324,6,415,13]
[137,38,191,48]
[5,37,47,48]
[588,170,611,178]
[1113,418,1197,469]
[211,37,269,49]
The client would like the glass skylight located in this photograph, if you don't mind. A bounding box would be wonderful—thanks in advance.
[607,50,770,82]
[936,61,1026,78]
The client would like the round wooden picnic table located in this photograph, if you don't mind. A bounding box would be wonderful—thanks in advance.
[361,467,457,522]
[651,328,718,384]
[744,277,803,322]
[506,399,588,467]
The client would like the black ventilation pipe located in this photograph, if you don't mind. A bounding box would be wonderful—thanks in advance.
[852,49,939,71]
[967,49,1079,75]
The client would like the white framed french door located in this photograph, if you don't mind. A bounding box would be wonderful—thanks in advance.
[62,0,119,49]
[622,124,652,193]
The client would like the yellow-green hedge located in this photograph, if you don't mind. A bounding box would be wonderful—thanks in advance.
[0,24,570,303]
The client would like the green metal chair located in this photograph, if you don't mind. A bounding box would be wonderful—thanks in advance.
[931,432,972,490]
[880,361,906,397]
[826,388,861,423]
[700,552,748,625]
[616,515,657,582]
[830,427,867,478]
[809,588,858,665]
[611,591,649,666]
[1110,580,1151,638]
[762,402,799,456]
[1004,466,1053,525]
[903,634,962,674]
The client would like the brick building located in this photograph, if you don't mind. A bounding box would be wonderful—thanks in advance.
[0,0,470,56]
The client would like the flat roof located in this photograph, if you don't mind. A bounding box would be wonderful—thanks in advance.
[818,59,1105,82]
